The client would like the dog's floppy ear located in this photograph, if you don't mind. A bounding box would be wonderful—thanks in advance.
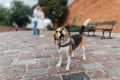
[53,33,56,40]
[53,33,57,44]
[65,24,70,35]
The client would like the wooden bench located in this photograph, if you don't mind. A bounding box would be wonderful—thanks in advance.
[86,20,116,39]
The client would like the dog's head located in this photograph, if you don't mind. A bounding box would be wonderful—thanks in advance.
[53,27,70,42]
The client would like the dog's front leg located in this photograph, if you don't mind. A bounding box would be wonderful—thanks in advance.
[65,56,71,71]
[56,55,62,67]
[82,45,86,60]
[71,51,75,57]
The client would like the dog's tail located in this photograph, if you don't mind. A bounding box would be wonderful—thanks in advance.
[79,18,91,35]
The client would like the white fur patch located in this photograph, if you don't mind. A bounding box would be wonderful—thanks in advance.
[59,46,69,55]
[83,18,91,27]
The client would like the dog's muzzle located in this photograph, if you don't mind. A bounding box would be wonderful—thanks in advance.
[58,31,65,40]
[59,34,65,40]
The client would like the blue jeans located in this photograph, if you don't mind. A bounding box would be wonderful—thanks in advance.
[33,21,39,35]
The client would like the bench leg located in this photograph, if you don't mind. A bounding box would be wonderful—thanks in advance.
[108,30,113,39]
[87,31,90,37]
[93,30,96,36]
[101,30,113,39]
[87,31,96,37]
[101,30,105,39]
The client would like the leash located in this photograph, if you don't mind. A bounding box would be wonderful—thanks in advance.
[57,39,72,49]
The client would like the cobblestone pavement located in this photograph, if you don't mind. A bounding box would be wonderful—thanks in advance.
[0,30,120,80]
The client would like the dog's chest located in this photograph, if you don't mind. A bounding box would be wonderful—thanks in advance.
[57,38,71,54]
[58,46,69,54]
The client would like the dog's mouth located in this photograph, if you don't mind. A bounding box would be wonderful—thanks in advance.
[59,34,65,40]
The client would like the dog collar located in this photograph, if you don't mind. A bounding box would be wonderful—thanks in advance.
[57,40,72,49]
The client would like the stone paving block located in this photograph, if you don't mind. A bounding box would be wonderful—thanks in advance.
[24,68,47,79]
[111,46,120,48]
[0,66,9,74]
[35,54,51,58]
[9,65,26,72]
[28,45,37,48]
[19,53,34,60]
[22,78,33,80]
[2,49,20,53]
[87,70,109,79]
[0,58,13,66]
[70,64,85,72]
[28,59,49,69]
[19,50,33,54]
[86,49,95,52]
[83,63,105,70]
[0,54,18,60]
[35,76,61,80]
[11,59,37,65]
[102,61,120,69]
[0,68,2,73]
[44,47,56,51]
[28,64,42,69]
[110,77,120,80]
[48,67,68,76]
[92,51,107,55]
[48,58,58,67]
[103,45,112,48]
[0,42,6,45]
[0,70,25,80]
[105,68,120,77]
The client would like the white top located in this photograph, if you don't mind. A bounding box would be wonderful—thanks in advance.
[38,11,44,19]
[32,8,52,29]
[33,8,44,19]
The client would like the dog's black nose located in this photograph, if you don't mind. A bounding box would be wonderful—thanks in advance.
[59,31,62,34]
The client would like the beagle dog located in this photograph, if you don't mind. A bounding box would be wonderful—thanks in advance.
[53,19,91,71]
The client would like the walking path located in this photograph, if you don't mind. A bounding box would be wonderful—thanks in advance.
[0,30,120,80]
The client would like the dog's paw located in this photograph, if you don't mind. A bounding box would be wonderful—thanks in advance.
[71,53,74,57]
[83,57,86,60]
[56,63,61,67]
[65,66,70,71]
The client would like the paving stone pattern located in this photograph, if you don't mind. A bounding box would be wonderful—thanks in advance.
[0,31,120,80]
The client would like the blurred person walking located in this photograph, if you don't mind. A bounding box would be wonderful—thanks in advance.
[37,5,45,37]
[33,5,40,35]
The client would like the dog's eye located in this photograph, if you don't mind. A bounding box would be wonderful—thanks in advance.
[56,31,58,33]
[62,28,64,30]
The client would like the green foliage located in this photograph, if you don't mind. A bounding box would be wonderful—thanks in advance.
[0,1,32,27]
[0,0,68,28]
[46,26,54,31]
[38,0,68,22]
[68,25,80,32]
[68,25,95,32]
[10,1,32,27]
[0,7,11,25]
